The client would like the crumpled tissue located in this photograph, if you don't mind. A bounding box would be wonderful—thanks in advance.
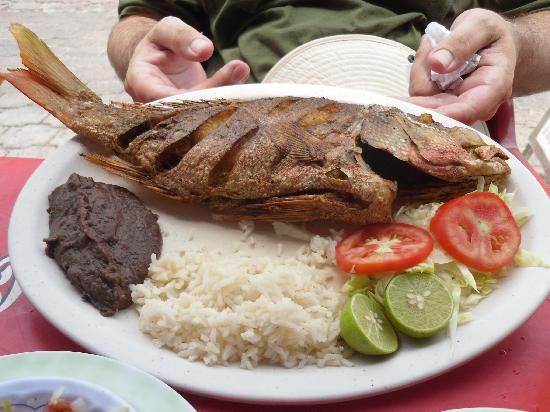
[425,22,480,91]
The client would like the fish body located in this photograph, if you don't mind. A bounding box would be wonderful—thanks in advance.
[0,24,510,224]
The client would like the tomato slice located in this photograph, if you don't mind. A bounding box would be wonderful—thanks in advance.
[430,192,521,272]
[335,223,434,275]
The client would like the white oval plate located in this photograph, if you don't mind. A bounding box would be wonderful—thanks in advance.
[0,352,194,411]
[8,83,550,404]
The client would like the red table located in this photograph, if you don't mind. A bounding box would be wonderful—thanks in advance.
[1,157,549,412]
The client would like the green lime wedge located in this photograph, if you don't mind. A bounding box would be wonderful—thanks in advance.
[384,273,453,338]
[340,293,398,356]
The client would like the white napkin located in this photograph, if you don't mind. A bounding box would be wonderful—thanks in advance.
[425,22,480,91]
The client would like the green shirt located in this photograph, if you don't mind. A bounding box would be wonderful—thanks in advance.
[119,0,550,82]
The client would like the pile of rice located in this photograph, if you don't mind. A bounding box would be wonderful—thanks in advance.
[130,223,352,369]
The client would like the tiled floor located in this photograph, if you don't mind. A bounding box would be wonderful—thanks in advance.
[0,0,549,182]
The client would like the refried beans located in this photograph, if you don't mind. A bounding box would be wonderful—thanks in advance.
[44,173,162,316]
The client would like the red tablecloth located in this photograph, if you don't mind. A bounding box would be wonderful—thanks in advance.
[1,157,549,412]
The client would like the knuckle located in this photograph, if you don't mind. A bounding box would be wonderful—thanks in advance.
[159,16,193,35]
[450,31,471,50]
[158,16,181,27]
[152,17,186,40]
[467,8,505,34]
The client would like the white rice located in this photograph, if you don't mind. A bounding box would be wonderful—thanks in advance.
[131,228,351,369]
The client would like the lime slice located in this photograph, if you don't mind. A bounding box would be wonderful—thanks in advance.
[384,273,453,338]
[339,293,398,355]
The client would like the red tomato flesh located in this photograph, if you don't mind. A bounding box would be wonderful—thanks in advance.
[430,192,520,272]
[335,223,434,275]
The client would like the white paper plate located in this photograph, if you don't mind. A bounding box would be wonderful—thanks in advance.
[263,34,490,135]
[8,83,550,404]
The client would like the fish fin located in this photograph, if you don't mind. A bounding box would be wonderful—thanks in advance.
[0,24,100,111]
[162,99,237,110]
[82,153,149,180]
[268,122,325,163]
[0,67,88,130]
[210,193,372,223]
[0,24,104,138]
[9,24,96,99]
[1,24,172,149]
[82,153,181,199]
[239,105,325,163]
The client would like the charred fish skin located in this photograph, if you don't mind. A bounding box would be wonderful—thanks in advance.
[122,97,397,223]
[1,24,510,224]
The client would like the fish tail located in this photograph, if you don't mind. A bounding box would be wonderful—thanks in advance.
[0,24,103,129]
[0,24,171,149]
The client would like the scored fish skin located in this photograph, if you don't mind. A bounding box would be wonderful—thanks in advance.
[122,96,397,223]
[0,24,510,224]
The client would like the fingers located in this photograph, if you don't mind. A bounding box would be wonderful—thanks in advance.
[406,93,459,110]
[407,66,509,124]
[428,9,504,73]
[407,79,505,125]
[124,63,180,102]
[407,8,516,124]
[409,35,440,97]
[146,16,213,62]
[192,60,250,90]
[127,60,250,102]
[435,86,502,124]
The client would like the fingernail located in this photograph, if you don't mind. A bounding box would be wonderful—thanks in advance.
[432,49,454,69]
[189,37,209,54]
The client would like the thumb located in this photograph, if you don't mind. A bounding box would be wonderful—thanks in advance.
[192,60,250,90]
[147,16,214,62]
[428,9,503,73]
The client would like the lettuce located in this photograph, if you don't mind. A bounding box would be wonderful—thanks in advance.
[394,201,442,230]
[404,260,434,275]
[342,275,377,297]
[343,178,545,342]
[514,248,550,268]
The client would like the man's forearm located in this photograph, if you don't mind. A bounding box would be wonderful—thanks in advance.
[512,10,550,96]
[108,15,158,80]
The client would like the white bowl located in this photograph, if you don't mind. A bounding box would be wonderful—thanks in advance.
[0,376,135,411]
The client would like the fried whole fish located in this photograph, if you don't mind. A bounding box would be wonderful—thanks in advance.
[0,24,510,223]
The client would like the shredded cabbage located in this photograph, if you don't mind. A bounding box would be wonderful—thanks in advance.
[344,178,546,343]
[342,275,377,296]
[372,274,394,305]
[404,260,434,275]
[394,201,442,230]
[272,221,313,241]
[2,400,13,412]
[514,248,550,268]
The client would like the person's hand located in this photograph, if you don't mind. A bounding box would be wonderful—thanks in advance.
[124,16,250,102]
[408,9,517,125]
